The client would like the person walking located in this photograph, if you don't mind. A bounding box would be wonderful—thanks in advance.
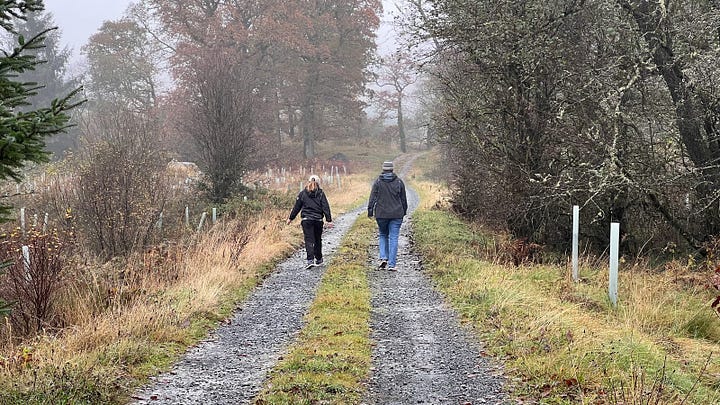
[368,161,407,271]
[287,175,333,269]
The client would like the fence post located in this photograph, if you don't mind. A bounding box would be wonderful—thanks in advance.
[185,206,190,227]
[212,207,217,224]
[572,205,579,282]
[609,222,620,307]
[20,207,26,236]
[22,245,30,281]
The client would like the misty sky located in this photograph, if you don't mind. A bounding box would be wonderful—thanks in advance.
[43,0,134,59]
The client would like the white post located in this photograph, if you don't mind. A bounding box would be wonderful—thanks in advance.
[212,207,217,224]
[609,222,620,307]
[32,213,38,228]
[572,205,579,282]
[22,245,30,281]
[185,206,190,227]
[42,213,49,233]
[157,211,163,230]
[197,212,207,231]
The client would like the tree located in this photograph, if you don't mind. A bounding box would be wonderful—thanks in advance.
[617,0,720,249]
[407,0,720,255]
[83,17,163,112]
[14,10,81,157]
[173,49,262,202]
[73,106,168,259]
[0,0,82,316]
[375,51,417,152]
[293,0,381,158]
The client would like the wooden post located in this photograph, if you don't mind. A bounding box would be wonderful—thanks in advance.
[197,212,207,232]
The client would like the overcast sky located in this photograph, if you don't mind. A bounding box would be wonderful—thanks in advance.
[43,0,134,59]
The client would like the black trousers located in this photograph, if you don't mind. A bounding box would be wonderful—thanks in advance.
[301,220,324,261]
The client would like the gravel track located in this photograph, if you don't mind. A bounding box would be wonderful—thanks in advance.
[132,155,508,404]
[363,158,508,404]
[131,206,364,404]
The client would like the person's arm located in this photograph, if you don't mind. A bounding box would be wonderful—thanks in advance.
[321,191,332,223]
[287,192,304,223]
[368,180,379,217]
[400,180,408,216]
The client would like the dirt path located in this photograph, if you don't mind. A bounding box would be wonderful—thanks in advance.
[132,156,507,404]
[363,158,507,404]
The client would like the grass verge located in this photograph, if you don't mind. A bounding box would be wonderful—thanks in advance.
[406,149,720,403]
[255,215,375,404]
[410,206,720,403]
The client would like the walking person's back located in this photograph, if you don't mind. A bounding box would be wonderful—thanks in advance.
[287,175,333,269]
[368,161,407,271]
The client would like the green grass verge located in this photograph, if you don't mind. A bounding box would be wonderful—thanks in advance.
[411,208,720,404]
[255,216,375,404]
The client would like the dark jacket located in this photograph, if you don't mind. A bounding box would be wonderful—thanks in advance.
[368,172,407,219]
[289,188,332,222]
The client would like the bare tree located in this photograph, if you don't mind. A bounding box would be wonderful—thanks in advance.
[376,51,418,152]
[176,50,261,203]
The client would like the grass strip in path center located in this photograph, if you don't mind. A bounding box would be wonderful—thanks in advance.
[254,215,375,404]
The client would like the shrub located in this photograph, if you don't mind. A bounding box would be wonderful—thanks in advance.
[72,108,170,259]
[0,228,71,336]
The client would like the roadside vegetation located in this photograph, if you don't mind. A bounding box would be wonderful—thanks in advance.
[409,151,720,404]
[0,140,377,404]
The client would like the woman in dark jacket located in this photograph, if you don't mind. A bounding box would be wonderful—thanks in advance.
[286,175,333,269]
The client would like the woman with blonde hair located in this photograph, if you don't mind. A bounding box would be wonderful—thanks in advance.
[287,175,333,269]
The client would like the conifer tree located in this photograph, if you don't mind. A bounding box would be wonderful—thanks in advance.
[0,0,82,316]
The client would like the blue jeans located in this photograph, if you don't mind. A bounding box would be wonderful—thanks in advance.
[376,218,403,267]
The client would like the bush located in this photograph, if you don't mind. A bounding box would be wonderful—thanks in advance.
[72,108,170,259]
[0,228,71,336]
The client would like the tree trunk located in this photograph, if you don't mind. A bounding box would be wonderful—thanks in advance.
[620,0,720,243]
[302,105,315,159]
[398,97,407,153]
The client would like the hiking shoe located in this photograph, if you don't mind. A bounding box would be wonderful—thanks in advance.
[387,266,397,271]
[305,260,314,269]
[378,260,388,269]
[315,258,324,266]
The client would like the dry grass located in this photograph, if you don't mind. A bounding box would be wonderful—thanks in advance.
[0,164,374,403]
[0,209,298,401]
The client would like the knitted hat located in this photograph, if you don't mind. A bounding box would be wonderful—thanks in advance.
[308,174,320,183]
[382,161,394,171]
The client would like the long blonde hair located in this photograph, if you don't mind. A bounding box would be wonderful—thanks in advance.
[306,175,320,192]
